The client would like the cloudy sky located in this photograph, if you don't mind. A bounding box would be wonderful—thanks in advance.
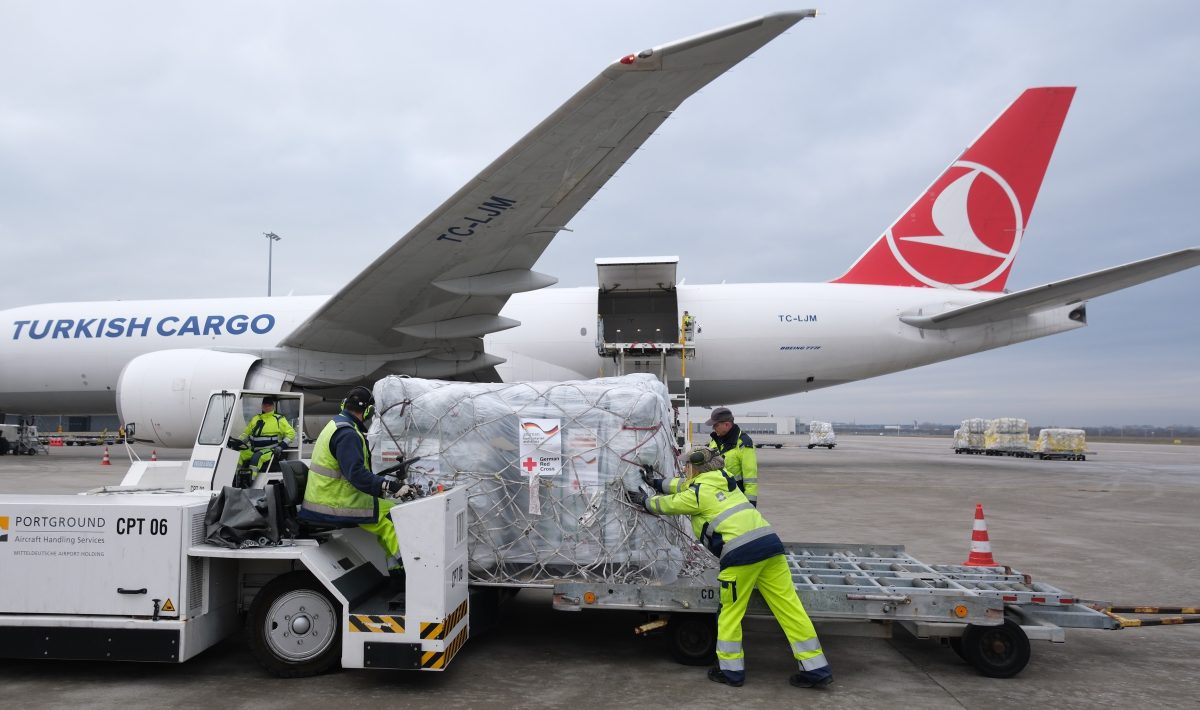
[1,1,1197,426]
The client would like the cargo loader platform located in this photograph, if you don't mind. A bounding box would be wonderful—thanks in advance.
[552,542,1132,678]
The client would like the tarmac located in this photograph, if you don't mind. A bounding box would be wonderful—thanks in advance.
[1,436,1198,709]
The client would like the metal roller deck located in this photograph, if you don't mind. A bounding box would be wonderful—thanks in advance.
[553,542,1124,677]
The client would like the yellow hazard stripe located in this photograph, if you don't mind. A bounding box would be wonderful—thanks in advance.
[420,626,470,670]
[349,614,406,633]
[1105,611,1200,628]
[1110,606,1200,615]
[447,598,469,630]
[445,625,469,665]
[420,622,445,640]
[419,598,470,640]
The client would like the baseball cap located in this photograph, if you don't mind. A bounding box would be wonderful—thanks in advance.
[704,407,734,427]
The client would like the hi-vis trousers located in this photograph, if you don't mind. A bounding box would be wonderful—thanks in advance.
[716,554,831,684]
[361,498,402,571]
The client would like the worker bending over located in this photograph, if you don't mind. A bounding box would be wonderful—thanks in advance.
[632,446,832,689]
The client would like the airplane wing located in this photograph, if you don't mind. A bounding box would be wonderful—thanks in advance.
[279,11,815,377]
[900,247,1200,330]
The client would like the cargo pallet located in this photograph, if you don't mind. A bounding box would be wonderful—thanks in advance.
[1035,451,1088,461]
[954,447,1088,461]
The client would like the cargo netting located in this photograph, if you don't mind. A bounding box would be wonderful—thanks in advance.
[368,374,716,586]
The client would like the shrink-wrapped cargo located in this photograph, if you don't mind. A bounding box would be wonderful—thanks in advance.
[961,418,988,434]
[808,421,836,448]
[957,419,987,450]
[984,417,1029,452]
[1035,428,1086,454]
[368,374,711,585]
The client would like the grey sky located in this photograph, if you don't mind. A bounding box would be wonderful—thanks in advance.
[1,1,1197,426]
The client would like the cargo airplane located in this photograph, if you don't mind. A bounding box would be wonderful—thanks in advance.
[1,11,1197,447]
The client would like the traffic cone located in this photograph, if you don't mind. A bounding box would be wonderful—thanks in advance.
[964,503,997,566]
[101,447,112,466]
[151,450,158,462]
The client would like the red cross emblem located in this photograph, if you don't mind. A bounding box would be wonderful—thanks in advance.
[522,457,537,473]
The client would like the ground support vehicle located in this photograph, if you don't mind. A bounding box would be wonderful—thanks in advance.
[0,422,45,455]
[552,543,1141,678]
[0,389,471,677]
[0,486,469,676]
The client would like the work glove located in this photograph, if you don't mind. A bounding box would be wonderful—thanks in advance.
[639,465,665,493]
[380,475,408,499]
[627,489,649,511]
[226,437,247,451]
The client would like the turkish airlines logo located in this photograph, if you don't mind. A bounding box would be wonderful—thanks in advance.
[885,160,1024,289]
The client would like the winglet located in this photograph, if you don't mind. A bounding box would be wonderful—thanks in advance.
[607,10,816,74]
[834,87,1075,292]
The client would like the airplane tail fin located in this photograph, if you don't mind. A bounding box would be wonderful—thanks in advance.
[833,87,1075,292]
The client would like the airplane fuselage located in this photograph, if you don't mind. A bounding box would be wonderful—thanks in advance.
[491,283,1082,402]
[0,283,1084,415]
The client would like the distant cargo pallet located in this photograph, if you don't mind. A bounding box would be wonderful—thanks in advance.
[954,447,1087,461]
[1034,451,1089,461]
[40,434,124,446]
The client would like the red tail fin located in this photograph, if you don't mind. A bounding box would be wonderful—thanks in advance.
[834,87,1075,291]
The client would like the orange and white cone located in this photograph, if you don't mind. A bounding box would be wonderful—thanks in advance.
[101,447,112,466]
[964,503,997,566]
[151,450,158,462]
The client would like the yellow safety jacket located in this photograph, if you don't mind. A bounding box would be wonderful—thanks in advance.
[241,412,295,449]
[708,427,758,506]
[647,469,783,568]
[300,414,377,523]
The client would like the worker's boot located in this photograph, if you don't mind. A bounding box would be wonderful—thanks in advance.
[707,668,744,687]
[789,672,833,689]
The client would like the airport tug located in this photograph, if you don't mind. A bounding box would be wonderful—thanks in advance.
[0,390,469,676]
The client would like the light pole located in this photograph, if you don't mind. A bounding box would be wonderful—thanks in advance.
[263,232,281,296]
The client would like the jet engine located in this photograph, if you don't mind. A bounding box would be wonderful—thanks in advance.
[116,349,290,448]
